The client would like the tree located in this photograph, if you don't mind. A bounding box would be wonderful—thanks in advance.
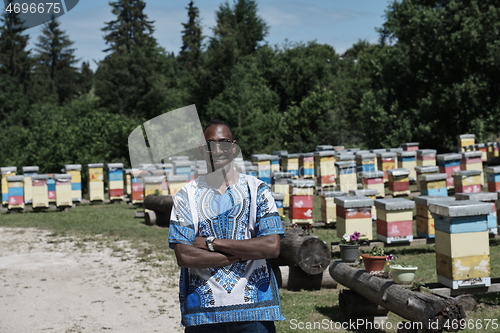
[77,61,94,95]
[34,17,80,105]
[102,0,155,54]
[179,1,203,71]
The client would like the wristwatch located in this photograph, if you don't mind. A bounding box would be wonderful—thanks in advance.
[206,236,216,252]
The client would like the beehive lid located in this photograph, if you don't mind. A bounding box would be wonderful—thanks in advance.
[374,198,415,210]
[314,150,335,157]
[107,163,124,169]
[156,163,173,169]
[170,156,189,161]
[415,166,439,174]
[271,192,284,200]
[173,160,193,167]
[31,174,49,180]
[349,189,379,197]
[355,153,376,160]
[457,134,475,139]
[333,145,345,151]
[288,179,316,187]
[362,170,384,179]
[1,166,17,174]
[387,168,410,177]
[452,170,482,177]
[429,200,492,217]
[322,191,347,198]
[286,153,300,158]
[455,192,497,202]
[397,151,416,157]
[272,171,295,179]
[246,166,258,172]
[64,164,82,171]
[252,154,272,161]
[399,142,419,148]
[268,155,280,161]
[346,148,360,153]
[370,149,388,154]
[335,153,355,161]
[461,151,482,159]
[243,160,252,167]
[315,145,333,151]
[377,152,397,158]
[335,161,356,168]
[436,153,462,161]
[167,174,189,182]
[414,195,456,206]
[6,175,24,182]
[473,143,485,148]
[486,142,498,147]
[387,148,403,153]
[300,152,314,157]
[485,166,500,174]
[417,173,447,182]
[416,149,437,156]
[143,176,165,184]
[22,166,39,173]
[334,195,374,208]
[88,163,104,168]
[54,174,72,181]
[272,150,288,156]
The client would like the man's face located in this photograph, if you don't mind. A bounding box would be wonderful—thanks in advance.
[202,124,236,172]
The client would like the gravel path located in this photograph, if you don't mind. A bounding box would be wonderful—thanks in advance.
[0,227,182,333]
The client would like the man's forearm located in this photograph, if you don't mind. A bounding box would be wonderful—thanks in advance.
[194,234,281,260]
[174,243,239,268]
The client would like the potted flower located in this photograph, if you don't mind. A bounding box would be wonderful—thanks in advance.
[386,255,418,284]
[339,231,361,263]
[361,246,388,273]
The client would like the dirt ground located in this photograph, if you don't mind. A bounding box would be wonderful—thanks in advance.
[0,227,183,333]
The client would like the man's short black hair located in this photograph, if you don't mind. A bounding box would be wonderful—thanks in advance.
[203,119,234,137]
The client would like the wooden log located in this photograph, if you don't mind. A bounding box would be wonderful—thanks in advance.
[145,210,156,226]
[276,265,338,290]
[329,260,465,332]
[280,229,331,275]
[287,266,323,291]
[143,194,173,215]
[339,289,389,318]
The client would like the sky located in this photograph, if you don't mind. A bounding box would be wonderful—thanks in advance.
[22,0,392,71]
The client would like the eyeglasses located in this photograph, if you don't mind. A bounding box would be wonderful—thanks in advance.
[202,140,235,152]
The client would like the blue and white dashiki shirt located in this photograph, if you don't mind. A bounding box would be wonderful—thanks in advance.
[168,173,286,327]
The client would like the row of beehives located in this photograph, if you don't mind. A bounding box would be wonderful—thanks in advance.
[0,158,209,211]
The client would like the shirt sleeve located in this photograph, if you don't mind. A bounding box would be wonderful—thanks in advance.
[168,188,196,249]
[255,182,285,238]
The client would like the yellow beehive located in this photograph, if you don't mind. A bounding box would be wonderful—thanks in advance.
[64,164,82,202]
[320,191,346,224]
[457,134,475,152]
[1,166,17,205]
[335,217,372,240]
[54,174,73,208]
[272,183,290,207]
[88,163,105,202]
[22,166,39,205]
[31,174,49,209]
[397,151,417,180]
[143,176,164,197]
[461,151,484,185]
[414,196,455,238]
[335,160,357,193]
[167,174,189,196]
[415,166,439,191]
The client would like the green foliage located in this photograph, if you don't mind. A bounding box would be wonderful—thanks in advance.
[179,1,203,71]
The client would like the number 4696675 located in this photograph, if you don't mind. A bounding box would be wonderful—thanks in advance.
[5,2,61,14]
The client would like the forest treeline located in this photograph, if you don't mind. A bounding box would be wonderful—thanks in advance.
[1,0,499,173]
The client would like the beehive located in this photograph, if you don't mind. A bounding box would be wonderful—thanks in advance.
[486,142,499,162]
[361,170,384,198]
[64,164,82,202]
[485,166,500,193]
[437,153,462,189]
[269,155,280,175]
[375,198,415,243]
[314,150,336,188]
[457,134,475,152]
[167,174,189,196]
[349,188,379,220]
[88,163,104,202]
[130,169,144,204]
[107,163,125,201]
[334,195,374,240]
[429,200,491,289]
[173,160,193,178]
[252,154,272,184]
[31,174,49,209]
[271,171,295,208]
[473,143,487,162]
[418,173,448,196]
[460,151,484,185]
[150,170,170,195]
[355,153,376,184]
[6,175,24,210]
[272,150,288,172]
[299,152,315,179]
[315,145,334,151]
[47,174,56,203]
[452,170,482,194]
[54,174,72,208]
[416,149,437,167]
[1,166,17,205]
[414,195,455,238]
[281,153,299,177]
[335,161,357,193]
[455,192,497,235]
[245,165,258,177]
[143,176,164,199]
[387,168,410,197]
[397,151,417,180]
[377,152,396,183]
[320,190,347,224]
[288,179,315,224]
[22,166,39,205]
[271,192,284,217]
[415,166,439,192]
[400,142,419,151]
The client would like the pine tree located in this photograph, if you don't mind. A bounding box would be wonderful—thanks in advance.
[77,61,94,95]
[179,1,203,71]
[102,0,155,54]
[34,17,80,104]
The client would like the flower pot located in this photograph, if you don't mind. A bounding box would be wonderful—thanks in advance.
[361,253,387,273]
[340,244,359,263]
[390,265,418,284]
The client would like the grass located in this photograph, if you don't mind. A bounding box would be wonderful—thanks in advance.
[2,200,500,332]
